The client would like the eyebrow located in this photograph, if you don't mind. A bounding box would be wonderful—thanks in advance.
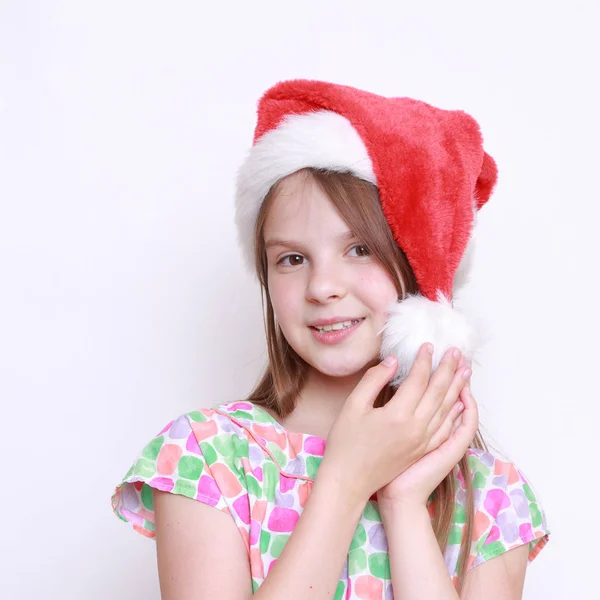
[264,230,358,250]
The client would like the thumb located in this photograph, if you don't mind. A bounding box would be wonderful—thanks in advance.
[349,355,398,409]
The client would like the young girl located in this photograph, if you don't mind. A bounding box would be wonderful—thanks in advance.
[111,80,550,599]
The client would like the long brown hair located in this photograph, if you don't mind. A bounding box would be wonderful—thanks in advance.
[243,167,488,593]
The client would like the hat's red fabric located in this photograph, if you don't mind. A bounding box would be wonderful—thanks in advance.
[251,79,497,302]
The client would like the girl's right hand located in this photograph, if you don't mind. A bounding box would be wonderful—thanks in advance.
[320,343,471,503]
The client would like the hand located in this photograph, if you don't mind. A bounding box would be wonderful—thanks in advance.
[319,343,472,505]
[376,356,478,511]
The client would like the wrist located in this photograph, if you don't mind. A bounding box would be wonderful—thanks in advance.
[377,495,430,521]
[315,459,369,514]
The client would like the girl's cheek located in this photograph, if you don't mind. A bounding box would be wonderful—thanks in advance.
[357,267,398,307]
[270,279,301,316]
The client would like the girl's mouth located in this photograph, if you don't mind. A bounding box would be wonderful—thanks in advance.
[309,318,364,345]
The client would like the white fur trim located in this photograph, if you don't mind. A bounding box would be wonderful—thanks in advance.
[452,205,478,293]
[379,291,483,387]
[453,235,475,291]
[235,110,376,270]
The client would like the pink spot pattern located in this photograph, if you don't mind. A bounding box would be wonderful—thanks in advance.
[304,436,326,455]
[268,507,299,532]
[484,489,511,517]
[233,494,251,525]
[197,475,221,506]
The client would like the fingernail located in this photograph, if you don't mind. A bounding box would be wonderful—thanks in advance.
[425,343,434,355]
[382,355,397,367]
[462,368,472,380]
[453,348,461,360]
[458,402,465,412]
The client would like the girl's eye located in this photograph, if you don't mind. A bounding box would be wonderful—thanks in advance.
[348,244,370,257]
[277,254,305,267]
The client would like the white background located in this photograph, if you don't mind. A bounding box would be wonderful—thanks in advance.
[1,1,597,598]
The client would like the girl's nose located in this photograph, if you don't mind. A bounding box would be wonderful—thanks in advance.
[305,262,348,304]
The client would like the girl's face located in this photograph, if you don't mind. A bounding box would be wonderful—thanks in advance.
[263,173,399,379]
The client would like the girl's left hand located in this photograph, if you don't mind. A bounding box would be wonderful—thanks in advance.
[376,362,479,510]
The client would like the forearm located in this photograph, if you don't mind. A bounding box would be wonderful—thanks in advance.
[254,462,366,600]
[380,503,460,600]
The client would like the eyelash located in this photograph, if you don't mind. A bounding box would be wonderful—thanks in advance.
[276,244,371,266]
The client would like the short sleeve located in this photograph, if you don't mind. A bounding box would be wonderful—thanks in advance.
[468,450,551,570]
[111,409,236,539]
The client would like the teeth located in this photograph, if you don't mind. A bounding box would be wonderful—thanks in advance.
[314,319,360,332]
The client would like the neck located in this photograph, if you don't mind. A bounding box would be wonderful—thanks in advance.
[283,365,371,440]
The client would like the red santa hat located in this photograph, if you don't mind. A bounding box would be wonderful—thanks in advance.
[235,79,498,385]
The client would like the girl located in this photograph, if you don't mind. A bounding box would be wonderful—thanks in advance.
[111,80,550,599]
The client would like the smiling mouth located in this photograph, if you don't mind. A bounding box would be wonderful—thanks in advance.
[310,318,364,333]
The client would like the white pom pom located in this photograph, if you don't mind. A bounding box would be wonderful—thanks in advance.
[379,291,483,387]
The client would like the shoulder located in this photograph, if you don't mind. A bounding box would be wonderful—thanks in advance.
[464,447,546,516]
[153,401,278,460]
[132,405,251,479]
[111,401,264,538]
[460,446,551,570]
[111,400,324,541]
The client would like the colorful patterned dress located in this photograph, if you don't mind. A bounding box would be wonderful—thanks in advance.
[111,401,551,598]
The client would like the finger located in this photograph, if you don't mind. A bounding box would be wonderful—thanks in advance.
[426,386,479,465]
[450,411,463,435]
[349,354,399,410]
[385,343,433,414]
[426,400,465,452]
[427,387,479,463]
[426,361,471,436]
[457,385,479,436]
[414,347,462,420]
[448,385,479,448]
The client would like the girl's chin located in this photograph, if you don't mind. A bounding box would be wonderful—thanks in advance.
[290,336,381,378]
[308,356,378,379]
